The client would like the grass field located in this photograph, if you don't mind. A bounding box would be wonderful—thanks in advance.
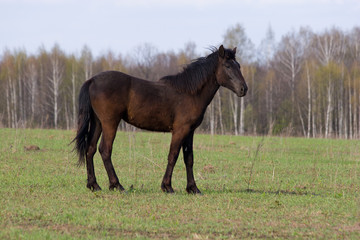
[0,128,359,239]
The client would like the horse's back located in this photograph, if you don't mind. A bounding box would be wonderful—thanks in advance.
[87,71,175,131]
[90,71,131,92]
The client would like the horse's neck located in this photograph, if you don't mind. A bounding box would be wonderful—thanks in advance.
[196,76,220,108]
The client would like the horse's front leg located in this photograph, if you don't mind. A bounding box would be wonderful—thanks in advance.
[161,127,190,193]
[182,131,201,194]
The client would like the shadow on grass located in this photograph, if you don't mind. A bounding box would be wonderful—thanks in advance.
[242,188,321,197]
[83,185,322,197]
[201,188,322,197]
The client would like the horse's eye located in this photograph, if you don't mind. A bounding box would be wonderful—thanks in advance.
[225,64,230,69]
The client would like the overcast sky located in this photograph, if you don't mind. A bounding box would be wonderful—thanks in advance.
[1,0,359,57]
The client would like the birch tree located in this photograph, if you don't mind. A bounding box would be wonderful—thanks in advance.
[25,57,38,124]
[275,31,303,126]
[259,26,276,131]
[2,51,18,128]
[316,29,345,137]
[69,55,78,129]
[130,43,158,80]
[14,51,26,127]
[80,45,93,81]
[47,44,64,129]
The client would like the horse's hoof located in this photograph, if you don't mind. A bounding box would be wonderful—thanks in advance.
[109,183,125,191]
[87,182,102,192]
[186,186,202,195]
[93,186,102,192]
[161,183,175,193]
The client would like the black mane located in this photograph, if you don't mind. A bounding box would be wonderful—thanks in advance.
[159,49,219,94]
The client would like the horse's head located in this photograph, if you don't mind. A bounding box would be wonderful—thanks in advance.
[216,45,248,97]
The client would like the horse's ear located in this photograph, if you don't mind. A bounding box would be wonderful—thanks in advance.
[219,45,225,58]
[233,47,237,54]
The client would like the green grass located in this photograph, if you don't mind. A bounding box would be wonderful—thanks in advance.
[0,128,359,239]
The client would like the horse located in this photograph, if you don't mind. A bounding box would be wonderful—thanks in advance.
[73,45,247,194]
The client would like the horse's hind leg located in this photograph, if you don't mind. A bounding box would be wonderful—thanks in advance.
[99,119,125,191]
[86,118,102,191]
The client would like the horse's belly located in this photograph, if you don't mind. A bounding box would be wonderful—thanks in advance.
[125,110,173,132]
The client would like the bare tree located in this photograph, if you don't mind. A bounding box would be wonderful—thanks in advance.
[47,44,64,129]
[2,50,18,128]
[15,51,26,127]
[275,31,304,127]
[70,56,78,129]
[259,26,276,131]
[80,45,93,80]
[305,61,312,138]
[25,57,38,124]
[316,29,345,137]
[129,43,159,80]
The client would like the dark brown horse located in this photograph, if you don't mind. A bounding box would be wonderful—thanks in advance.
[73,45,247,194]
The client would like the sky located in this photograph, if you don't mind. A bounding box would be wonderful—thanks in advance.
[1,0,359,57]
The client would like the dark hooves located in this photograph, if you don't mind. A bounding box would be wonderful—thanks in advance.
[87,182,102,192]
[161,183,175,194]
[109,183,125,192]
[186,186,202,195]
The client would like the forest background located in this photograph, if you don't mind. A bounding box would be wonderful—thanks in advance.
[1,24,360,139]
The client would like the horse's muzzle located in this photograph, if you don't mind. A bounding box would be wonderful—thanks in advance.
[237,84,248,97]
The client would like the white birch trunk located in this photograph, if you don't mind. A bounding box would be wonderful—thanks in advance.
[339,99,344,138]
[349,82,353,139]
[312,106,316,138]
[10,77,18,128]
[269,76,273,131]
[209,101,215,135]
[30,75,36,123]
[6,83,11,127]
[306,63,311,138]
[239,97,245,135]
[64,99,70,130]
[338,65,345,138]
[71,67,77,129]
[25,63,38,123]
[216,91,224,135]
[17,72,24,127]
[229,94,238,135]
[48,49,63,129]
[54,76,59,129]
[358,91,360,138]
[325,84,333,138]
[297,103,306,136]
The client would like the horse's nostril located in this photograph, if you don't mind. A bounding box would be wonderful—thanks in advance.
[239,85,247,96]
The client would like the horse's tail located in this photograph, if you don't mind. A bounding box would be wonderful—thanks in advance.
[73,79,94,166]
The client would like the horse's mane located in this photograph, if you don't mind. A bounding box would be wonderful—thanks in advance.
[159,48,219,94]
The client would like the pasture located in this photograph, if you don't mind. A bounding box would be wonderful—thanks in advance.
[0,128,359,239]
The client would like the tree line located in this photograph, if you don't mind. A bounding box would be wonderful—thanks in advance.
[1,24,359,138]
